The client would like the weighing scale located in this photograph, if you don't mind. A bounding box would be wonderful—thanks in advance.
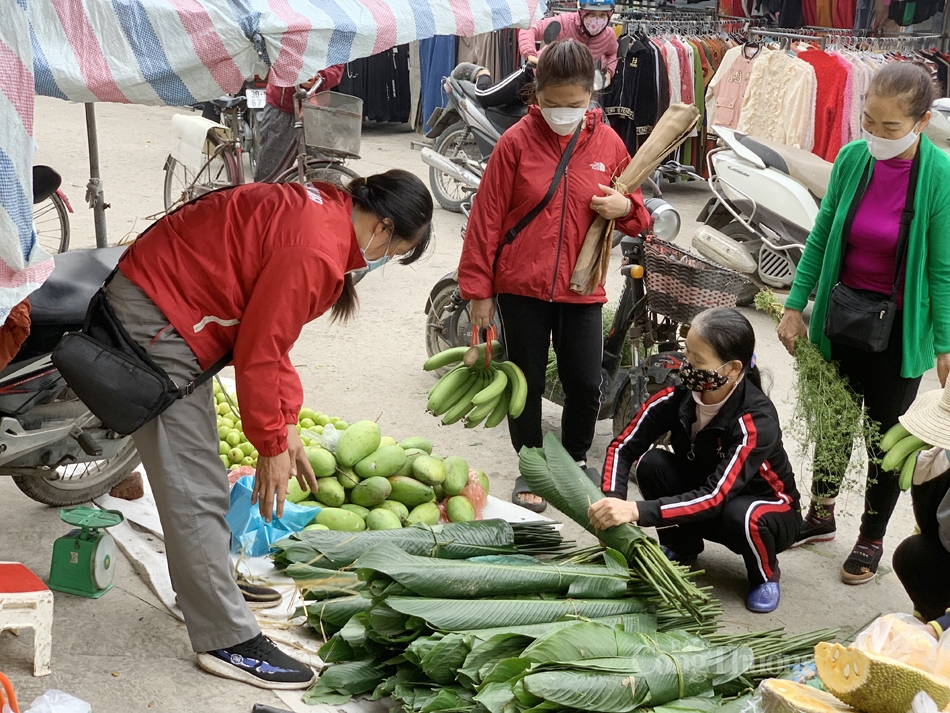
[48,506,124,598]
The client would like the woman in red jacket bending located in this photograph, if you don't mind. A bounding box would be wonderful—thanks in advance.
[458,41,650,512]
[110,171,431,689]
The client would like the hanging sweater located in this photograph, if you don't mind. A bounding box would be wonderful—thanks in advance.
[798,50,849,162]
[785,138,950,378]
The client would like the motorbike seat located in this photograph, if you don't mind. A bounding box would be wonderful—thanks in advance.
[486,103,527,134]
[210,95,245,110]
[29,246,127,326]
[456,79,481,102]
[739,135,832,200]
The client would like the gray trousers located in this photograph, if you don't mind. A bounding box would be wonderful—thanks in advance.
[106,270,259,652]
[253,103,296,182]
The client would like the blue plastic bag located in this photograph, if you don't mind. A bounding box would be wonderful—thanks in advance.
[226,476,318,557]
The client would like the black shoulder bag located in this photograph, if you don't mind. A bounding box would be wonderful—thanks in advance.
[52,268,231,435]
[823,149,920,353]
[492,125,582,272]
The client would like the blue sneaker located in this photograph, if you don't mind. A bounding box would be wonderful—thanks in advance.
[746,581,781,613]
[196,633,315,689]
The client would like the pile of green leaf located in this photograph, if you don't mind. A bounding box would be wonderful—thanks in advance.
[754,290,880,495]
[304,540,751,711]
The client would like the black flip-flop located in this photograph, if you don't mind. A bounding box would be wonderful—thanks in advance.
[511,475,547,513]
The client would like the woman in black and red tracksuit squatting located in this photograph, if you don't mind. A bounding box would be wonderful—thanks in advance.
[458,40,651,513]
[589,307,803,613]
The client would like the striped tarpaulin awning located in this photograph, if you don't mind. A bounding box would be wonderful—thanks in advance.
[0,0,545,319]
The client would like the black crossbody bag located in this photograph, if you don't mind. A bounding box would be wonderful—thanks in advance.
[52,268,231,435]
[823,149,920,353]
[492,124,582,271]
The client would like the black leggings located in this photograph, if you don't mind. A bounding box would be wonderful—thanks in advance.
[813,314,921,540]
[497,293,603,463]
[893,534,950,620]
[638,449,802,586]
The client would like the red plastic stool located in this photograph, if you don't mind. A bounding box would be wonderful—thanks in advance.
[0,563,53,677]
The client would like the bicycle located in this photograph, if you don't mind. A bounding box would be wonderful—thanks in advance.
[32,165,71,254]
[162,78,362,213]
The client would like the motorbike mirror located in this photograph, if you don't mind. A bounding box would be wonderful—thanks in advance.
[32,166,61,205]
[543,21,561,46]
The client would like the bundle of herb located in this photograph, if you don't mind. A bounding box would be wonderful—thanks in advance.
[754,290,880,497]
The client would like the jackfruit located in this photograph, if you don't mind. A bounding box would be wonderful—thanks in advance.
[815,642,950,713]
[759,679,855,713]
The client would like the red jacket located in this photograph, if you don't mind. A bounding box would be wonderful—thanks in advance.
[458,107,650,305]
[119,183,365,457]
[265,65,346,113]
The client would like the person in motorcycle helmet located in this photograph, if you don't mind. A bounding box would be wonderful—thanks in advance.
[458,40,650,513]
[453,1,618,109]
[591,308,802,614]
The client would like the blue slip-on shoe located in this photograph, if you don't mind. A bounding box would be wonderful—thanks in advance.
[660,545,699,567]
[746,581,781,613]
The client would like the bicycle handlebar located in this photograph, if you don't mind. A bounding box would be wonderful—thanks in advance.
[294,75,325,101]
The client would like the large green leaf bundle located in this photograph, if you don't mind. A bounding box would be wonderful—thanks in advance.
[354,541,631,598]
[519,433,709,618]
[272,519,519,569]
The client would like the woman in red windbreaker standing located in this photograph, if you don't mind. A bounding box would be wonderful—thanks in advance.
[458,40,650,512]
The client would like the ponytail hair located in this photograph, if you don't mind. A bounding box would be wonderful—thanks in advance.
[329,170,434,323]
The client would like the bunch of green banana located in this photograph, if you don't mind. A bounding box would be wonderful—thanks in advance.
[423,347,528,428]
[880,423,932,490]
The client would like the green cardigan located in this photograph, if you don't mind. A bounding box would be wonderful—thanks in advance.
[785,137,950,378]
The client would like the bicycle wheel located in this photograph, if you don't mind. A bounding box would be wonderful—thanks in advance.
[163,136,236,213]
[32,192,69,254]
[274,160,360,189]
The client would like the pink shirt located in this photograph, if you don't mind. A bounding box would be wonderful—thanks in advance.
[519,13,619,76]
[840,157,912,308]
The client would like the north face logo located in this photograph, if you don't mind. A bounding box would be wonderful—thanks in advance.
[590,162,606,172]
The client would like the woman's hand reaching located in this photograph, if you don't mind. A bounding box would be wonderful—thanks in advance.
[252,425,317,522]
[588,498,640,529]
[471,298,496,329]
[777,308,808,355]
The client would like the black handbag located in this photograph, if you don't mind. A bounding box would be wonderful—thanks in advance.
[52,269,231,435]
[823,149,920,353]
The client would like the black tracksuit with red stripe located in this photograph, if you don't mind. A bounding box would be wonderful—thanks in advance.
[601,380,803,586]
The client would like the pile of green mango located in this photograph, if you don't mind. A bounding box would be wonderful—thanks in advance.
[287,418,490,532]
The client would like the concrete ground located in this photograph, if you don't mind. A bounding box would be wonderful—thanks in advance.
[0,98,933,712]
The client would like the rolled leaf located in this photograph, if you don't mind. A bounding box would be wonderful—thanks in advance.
[521,622,707,664]
[355,541,629,599]
[307,594,373,636]
[386,596,651,630]
[461,614,658,643]
[458,633,536,689]
[420,633,473,686]
[303,659,390,704]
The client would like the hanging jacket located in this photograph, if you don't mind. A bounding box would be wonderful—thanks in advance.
[458,107,650,305]
[118,182,365,457]
[601,378,801,528]
[519,13,619,76]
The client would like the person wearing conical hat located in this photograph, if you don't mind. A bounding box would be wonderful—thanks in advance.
[893,385,950,638]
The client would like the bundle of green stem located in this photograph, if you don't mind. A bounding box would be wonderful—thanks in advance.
[706,626,839,689]
[754,290,880,493]
[519,433,710,622]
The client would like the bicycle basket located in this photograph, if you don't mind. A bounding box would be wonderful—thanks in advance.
[643,237,750,324]
[302,91,363,159]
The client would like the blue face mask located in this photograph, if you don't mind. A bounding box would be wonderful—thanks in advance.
[353,226,393,279]
[362,254,391,273]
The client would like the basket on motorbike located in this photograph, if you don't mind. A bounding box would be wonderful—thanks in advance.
[302,92,363,159]
[643,238,750,324]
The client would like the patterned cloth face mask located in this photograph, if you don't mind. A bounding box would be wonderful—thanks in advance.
[679,359,730,392]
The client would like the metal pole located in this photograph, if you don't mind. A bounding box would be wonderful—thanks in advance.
[84,103,109,248]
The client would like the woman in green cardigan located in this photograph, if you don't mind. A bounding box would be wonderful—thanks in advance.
[777,62,950,586]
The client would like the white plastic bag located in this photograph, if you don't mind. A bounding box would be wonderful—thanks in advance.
[853,613,938,674]
[911,691,939,713]
[25,690,91,713]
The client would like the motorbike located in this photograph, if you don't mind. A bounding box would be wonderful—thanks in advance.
[421,172,684,437]
[0,198,139,505]
[693,100,950,303]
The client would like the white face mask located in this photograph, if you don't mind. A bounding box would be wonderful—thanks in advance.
[583,16,609,35]
[862,125,920,161]
[540,106,587,135]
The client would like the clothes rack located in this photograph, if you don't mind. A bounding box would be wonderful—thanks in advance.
[747,27,829,48]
